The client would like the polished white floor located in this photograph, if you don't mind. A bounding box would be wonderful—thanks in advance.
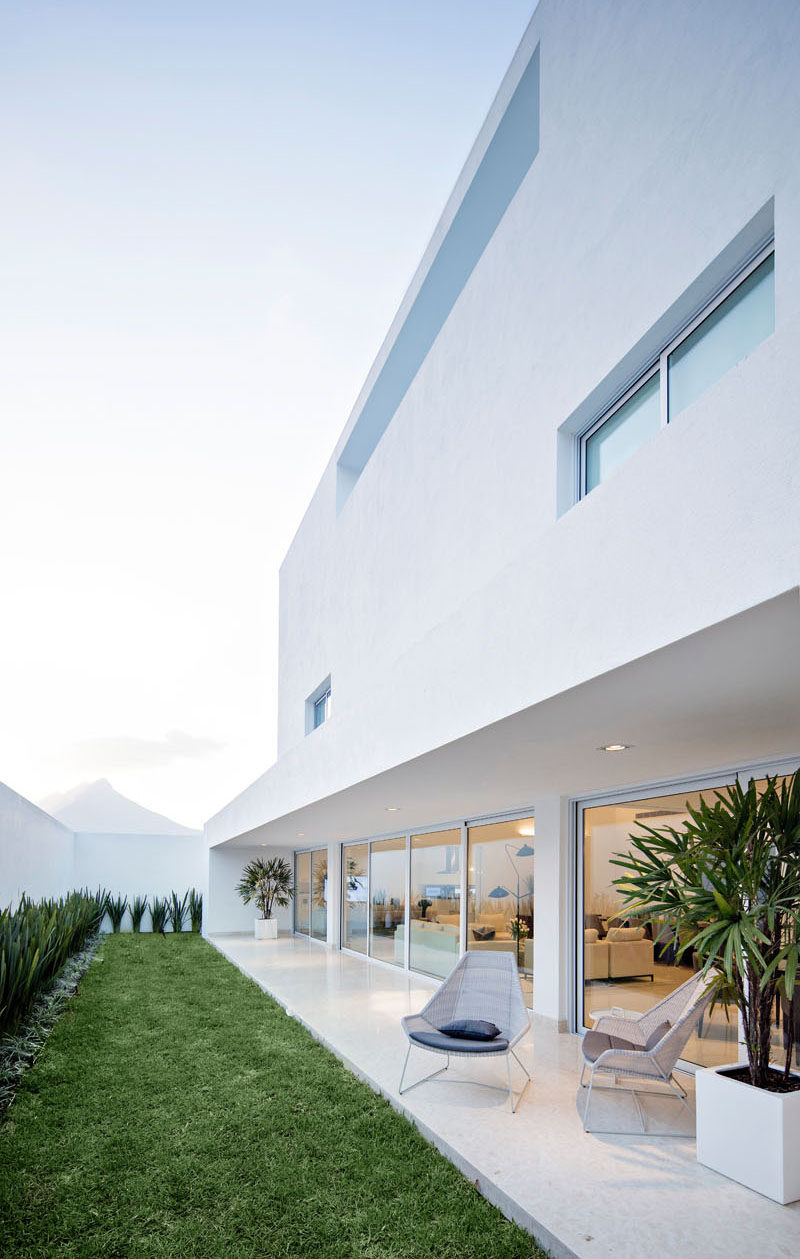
[208,933,800,1259]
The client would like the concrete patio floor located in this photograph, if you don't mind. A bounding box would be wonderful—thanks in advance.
[208,933,799,1259]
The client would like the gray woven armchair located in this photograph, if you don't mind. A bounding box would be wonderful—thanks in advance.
[581,969,713,1133]
[400,952,531,1112]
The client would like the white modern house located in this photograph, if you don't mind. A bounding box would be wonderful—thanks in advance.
[204,0,800,1070]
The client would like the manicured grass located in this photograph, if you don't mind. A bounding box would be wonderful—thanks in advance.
[0,935,545,1258]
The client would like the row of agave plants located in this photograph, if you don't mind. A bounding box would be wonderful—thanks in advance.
[104,889,202,935]
[0,889,107,1037]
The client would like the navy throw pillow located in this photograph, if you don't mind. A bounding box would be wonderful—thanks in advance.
[440,1019,500,1041]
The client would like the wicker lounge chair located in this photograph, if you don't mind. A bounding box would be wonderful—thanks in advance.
[580,969,713,1133]
[399,952,531,1112]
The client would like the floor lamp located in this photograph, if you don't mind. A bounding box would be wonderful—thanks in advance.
[488,842,534,971]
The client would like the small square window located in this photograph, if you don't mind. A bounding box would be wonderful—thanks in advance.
[306,676,332,735]
[313,688,331,729]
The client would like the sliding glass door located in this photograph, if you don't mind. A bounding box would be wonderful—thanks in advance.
[294,851,310,935]
[295,848,326,941]
[467,817,534,1007]
[369,836,405,966]
[579,783,737,1067]
[341,842,368,954]
[409,829,461,979]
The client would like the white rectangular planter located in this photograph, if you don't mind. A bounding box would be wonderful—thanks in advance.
[254,918,278,940]
[696,1065,800,1204]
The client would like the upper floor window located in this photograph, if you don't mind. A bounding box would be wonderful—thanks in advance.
[581,247,774,497]
[313,687,331,729]
[306,675,332,735]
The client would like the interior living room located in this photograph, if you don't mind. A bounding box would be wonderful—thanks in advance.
[581,777,800,1071]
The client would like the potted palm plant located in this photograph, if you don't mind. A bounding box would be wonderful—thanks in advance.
[237,856,294,940]
[612,771,800,1203]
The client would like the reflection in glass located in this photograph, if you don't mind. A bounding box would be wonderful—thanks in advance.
[409,829,461,979]
[295,851,310,934]
[585,372,660,493]
[582,787,740,1068]
[668,253,774,420]
[467,818,534,1008]
[342,842,368,954]
[369,837,406,966]
[311,849,327,941]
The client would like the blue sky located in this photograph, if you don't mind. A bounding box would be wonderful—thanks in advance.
[0,1,534,825]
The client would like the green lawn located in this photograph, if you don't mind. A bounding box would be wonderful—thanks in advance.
[0,934,545,1258]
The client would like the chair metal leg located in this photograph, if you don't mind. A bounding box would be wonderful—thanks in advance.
[507,1047,532,1113]
[583,1067,595,1130]
[582,1066,696,1135]
[398,1045,449,1096]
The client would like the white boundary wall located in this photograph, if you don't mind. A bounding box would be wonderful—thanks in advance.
[0,779,206,930]
[0,781,74,908]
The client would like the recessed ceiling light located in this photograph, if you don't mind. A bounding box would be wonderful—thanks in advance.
[297,832,305,837]
[385,806,400,812]
[599,743,631,752]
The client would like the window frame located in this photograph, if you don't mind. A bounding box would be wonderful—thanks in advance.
[305,674,332,735]
[313,688,331,729]
[578,240,775,499]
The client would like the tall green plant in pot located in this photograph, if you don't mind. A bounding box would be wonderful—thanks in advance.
[237,857,294,940]
[611,770,800,1203]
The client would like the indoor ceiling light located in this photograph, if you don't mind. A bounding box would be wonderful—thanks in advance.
[385,806,400,812]
[599,743,631,752]
[297,832,305,837]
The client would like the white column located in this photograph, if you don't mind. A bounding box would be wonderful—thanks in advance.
[326,840,341,949]
[532,794,570,1029]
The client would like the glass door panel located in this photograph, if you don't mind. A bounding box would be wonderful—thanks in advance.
[369,837,405,966]
[581,786,738,1067]
[310,849,328,941]
[409,829,461,979]
[342,842,368,954]
[294,851,310,934]
[467,817,534,1008]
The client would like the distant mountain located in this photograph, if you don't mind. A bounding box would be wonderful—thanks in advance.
[39,779,199,835]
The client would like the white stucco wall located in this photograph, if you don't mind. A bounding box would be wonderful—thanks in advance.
[209,0,800,850]
[0,781,74,907]
[72,831,206,931]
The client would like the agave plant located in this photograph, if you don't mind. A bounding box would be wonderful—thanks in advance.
[106,895,128,933]
[167,890,189,934]
[150,897,168,935]
[612,770,800,1090]
[188,889,203,933]
[130,896,148,933]
[0,890,107,1036]
[236,857,294,921]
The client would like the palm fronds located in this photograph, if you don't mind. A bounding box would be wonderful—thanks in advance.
[236,857,294,921]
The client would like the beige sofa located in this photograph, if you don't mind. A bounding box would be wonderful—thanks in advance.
[585,926,654,981]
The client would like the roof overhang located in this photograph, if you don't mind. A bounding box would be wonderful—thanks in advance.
[213,590,800,849]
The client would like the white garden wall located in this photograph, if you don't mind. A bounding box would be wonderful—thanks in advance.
[0,780,74,908]
[0,779,207,930]
[73,831,206,932]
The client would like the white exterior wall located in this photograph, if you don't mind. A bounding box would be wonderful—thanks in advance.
[209,0,800,850]
[0,781,74,907]
[72,832,206,931]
